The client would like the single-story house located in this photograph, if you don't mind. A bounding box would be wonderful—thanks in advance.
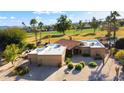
[28,39,106,66]
[28,44,66,66]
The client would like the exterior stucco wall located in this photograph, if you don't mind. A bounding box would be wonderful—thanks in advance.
[79,47,106,58]
[28,54,37,63]
[37,55,63,66]
[79,47,90,54]
[28,50,66,67]
[90,48,106,58]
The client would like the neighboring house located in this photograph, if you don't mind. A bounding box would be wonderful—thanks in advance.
[28,44,66,66]
[83,23,92,29]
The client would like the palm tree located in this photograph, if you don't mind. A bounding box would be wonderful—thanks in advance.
[22,22,26,27]
[106,16,112,48]
[30,19,38,46]
[110,11,120,45]
[38,22,43,43]
[22,22,28,32]
[106,16,111,37]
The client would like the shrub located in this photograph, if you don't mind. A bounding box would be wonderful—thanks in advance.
[115,50,124,60]
[3,44,19,64]
[18,42,27,53]
[82,53,90,57]
[79,61,85,68]
[88,61,97,68]
[65,58,72,65]
[67,63,74,70]
[67,53,72,58]
[58,63,63,68]
[115,50,124,72]
[0,28,26,50]
[110,48,117,55]
[75,64,83,70]
[13,66,30,76]
[115,38,124,49]
[26,44,36,49]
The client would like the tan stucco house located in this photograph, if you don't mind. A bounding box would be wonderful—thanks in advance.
[28,39,106,67]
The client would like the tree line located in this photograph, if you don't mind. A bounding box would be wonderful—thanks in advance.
[21,11,121,47]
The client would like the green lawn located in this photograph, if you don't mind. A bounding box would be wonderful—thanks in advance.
[25,27,124,43]
[26,28,97,38]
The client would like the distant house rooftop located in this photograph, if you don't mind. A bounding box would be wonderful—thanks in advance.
[29,44,66,55]
[84,23,91,28]
[55,39,81,50]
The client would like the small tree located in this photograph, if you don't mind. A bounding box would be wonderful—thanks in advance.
[3,44,19,65]
[90,17,99,34]
[56,15,72,35]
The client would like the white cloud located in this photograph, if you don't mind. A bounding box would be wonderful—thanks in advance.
[87,12,93,14]
[32,11,65,15]
[35,16,42,21]
[10,16,16,19]
[0,16,7,19]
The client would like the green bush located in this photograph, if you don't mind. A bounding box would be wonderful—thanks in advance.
[26,44,36,49]
[88,61,97,68]
[65,58,72,65]
[58,63,63,68]
[115,50,124,60]
[3,44,19,64]
[79,61,85,68]
[75,64,83,70]
[13,66,30,76]
[67,53,72,58]
[110,48,117,55]
[68,63,74,69]
[18,42,28,53]
[0,28,26,50]
[82,53,90,57]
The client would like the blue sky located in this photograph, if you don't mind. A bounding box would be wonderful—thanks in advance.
[0,11,124,26]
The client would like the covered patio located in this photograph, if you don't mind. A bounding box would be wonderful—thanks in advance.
[55,39,82,57]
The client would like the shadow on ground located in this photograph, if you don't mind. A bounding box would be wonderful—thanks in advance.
[88,71,107,81]
[82,33,96,37]
[5,62,59,81]
[72,69,81,75]
[88,63,107,81]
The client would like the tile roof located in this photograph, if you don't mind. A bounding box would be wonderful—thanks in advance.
[55,39,81,50]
